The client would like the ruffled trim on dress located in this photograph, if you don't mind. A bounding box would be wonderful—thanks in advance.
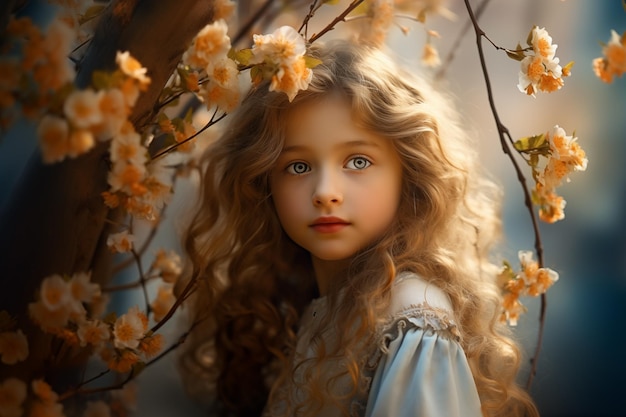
[365,302,461,370]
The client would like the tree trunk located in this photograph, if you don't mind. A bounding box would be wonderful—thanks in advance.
[0,0,215,380]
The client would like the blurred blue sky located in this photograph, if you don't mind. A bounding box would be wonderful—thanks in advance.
[1,1,625,417]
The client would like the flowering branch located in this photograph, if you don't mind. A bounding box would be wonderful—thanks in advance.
[462,0,545,389]
[151,108,227,161]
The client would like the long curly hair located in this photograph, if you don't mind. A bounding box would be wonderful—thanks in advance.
[178,40,539,417]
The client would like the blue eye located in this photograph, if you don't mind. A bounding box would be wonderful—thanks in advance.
[346,157,371,170]
[287,162,310,174]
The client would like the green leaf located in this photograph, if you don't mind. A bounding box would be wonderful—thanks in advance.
[231,48,254,66]
[159,132,177,148]
[250,65,263,85]
[529,154,539,170]
[183,107,194,124]
[91,70,112,90]
[349,2,369,16]
[323,0,341,4]
[171,117,185,132]
[303,55,323,69]
[506,48,525,62]
[417,9,427,23]
[102,312,117,325]
[157,112,169,123]
[514,133,546,152]
[526,26,536,46]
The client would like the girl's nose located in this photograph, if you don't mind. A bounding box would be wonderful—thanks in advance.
[312,169,343,207]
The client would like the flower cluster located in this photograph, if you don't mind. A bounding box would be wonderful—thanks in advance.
[0,17,75,129]
[0,251,183,416]
[515,26,573,97]
[0,378,65,417]
[149,249,181,322]
[499,251,559,326]
[246,25,315,102]
[514,125,588,223]
[593,29,626,83]
[96,56,173,223]
[359,0,395,48]
[28,272,103,335]
[342,0,454,61]
[0,329,28,366]
[37,48,148,164]
[0,377,137,417]
[182,19,240,112]
[24,272,168,367]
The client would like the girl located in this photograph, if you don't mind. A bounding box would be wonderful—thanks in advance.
[178,40,539,417]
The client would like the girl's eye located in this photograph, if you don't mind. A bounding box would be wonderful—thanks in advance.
[287,162,310,175]
[345,157,371,170]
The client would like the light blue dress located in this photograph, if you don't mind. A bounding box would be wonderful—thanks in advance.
[264,273,483,417]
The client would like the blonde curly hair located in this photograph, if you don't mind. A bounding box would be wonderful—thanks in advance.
[178,40,539,417]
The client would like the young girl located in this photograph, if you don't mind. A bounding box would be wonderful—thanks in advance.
[178,40,539,417]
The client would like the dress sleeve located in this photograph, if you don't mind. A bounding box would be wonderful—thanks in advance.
[364,307,483,417]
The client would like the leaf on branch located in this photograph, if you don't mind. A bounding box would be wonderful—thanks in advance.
[160,133,177,148]
[514,133,547,153]
[529,154,540,173]
[303,55,323,69]
[229,48,254,66]
[562,60,575,76]
[417,9,427,23]
[183,107,194,124]
[349,2,368,17]
[250,65,264,86]
[506,43,526,61]
[171,117,186,132]
[526,26,536,46]
[323,0,341,5]
[91,70,117,90]
[102,312,118,325]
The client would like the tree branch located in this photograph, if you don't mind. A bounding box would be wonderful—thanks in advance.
[462,0,546,389]
[0,0,217,382]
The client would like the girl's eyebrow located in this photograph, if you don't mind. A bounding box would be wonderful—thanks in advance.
[281,139,381,154]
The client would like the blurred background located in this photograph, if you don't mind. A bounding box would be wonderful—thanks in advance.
[1,1,625,416]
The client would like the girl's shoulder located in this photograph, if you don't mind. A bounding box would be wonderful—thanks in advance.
[377,272,460,341]
[388,271,453,317]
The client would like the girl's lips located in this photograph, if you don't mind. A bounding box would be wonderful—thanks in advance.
[310,217,350,233]
[310,223,348,233]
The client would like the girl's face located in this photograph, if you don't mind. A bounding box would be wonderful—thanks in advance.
[270,94,403,266]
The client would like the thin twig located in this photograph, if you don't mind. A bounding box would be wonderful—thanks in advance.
[145,312,208,367]
[462,0,545,390]
[298,0,321,38]
[130,248,151,313]
[436,0,491,80]
[151,109,227,161]
[150,275,198,334]
[308,0,365,43]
